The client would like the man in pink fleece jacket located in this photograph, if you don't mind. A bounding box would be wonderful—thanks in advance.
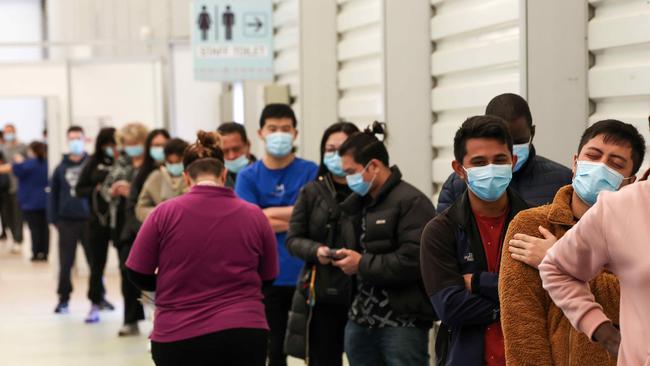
[539,180,650,365]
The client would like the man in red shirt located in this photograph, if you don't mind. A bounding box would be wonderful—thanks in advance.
[420,115,529,365]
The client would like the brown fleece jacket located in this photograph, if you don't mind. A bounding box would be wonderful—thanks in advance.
[499,185,620,366]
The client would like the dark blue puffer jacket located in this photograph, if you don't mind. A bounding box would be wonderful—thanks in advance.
[436,146,572,213]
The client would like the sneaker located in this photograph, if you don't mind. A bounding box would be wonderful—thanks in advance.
[85,305,100,323]
[54,301,69,314]
[118,323,140,337]
[31,253,48,262]
[10,244,21,254]
[99,299,115,311]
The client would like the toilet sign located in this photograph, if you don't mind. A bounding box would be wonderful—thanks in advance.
[192,0,274,81]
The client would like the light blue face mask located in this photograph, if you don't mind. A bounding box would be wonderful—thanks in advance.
[572,161,625,206]
[324,152,345,177]
[149,146,165,162]
[68,139,85,156]
[4,133,15,142]
[165,162,184,177]
[464,164,513,202]
[512,143,530,172]
[104,146,115,159]
[265,132,294,157]
[125,145,144,158]
[346,163,376,196]
[225,154,250,174]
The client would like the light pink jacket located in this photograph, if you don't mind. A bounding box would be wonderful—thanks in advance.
[540,181,650,366]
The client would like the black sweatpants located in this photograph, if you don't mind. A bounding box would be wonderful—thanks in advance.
[308,303,349,366]
[1,192,23,243]
[151,328,268,366]
[264,285,295,366]
[118,243,144,324]
[56,220,91,302]
[23,210,48,256]
[88,218,110,304]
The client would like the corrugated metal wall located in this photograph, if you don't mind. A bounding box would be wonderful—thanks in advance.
[337,0,384,126]
[273,0,301,117]
[430,0,523,192]
[588,0,650,173]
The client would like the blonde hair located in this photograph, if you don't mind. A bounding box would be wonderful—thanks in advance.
[117,122,148,145]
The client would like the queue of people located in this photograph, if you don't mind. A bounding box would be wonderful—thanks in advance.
[3,91,648,366]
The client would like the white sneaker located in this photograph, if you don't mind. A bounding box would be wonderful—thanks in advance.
[10,244,21,254]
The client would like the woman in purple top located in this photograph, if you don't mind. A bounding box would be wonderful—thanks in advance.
[126,131,279,366]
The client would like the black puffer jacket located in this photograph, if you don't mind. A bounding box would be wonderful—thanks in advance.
[342,166,437,320]
[436,146,572,213]
[284,174,355,360]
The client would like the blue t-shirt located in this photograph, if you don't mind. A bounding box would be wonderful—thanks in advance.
[235,157,319,286]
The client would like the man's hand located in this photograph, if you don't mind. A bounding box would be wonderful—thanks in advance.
[509,226,557,269]
[463,274,473,291]
[263,206,293,233]
[332,249,361,275]
[13,154,25,164]
[593,322,621,357]
[316,246,331,265]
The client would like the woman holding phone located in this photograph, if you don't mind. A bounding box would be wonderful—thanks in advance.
[284,122,359,366]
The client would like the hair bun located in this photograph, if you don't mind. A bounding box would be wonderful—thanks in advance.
[196,130,222,149]
[364,121,387,142]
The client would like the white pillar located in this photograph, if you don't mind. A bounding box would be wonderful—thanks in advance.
[384,0,433,196]
[525,0,589,167]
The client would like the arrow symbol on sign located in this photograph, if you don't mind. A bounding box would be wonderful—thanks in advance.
[246,17,263,32]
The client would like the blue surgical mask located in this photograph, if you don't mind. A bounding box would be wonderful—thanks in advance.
[149,146,165,162]
[324,152,345,177]
[165,162,184,177]
[512,143,530,172]
[464,164,513,202]
[68,139,85,156]
[104,147,115,159]
[346,164,376,196]
[124,145,144,158]
[572,161,625,206]
[4,133,15,142]
[224,154,250,174]
[265,132,294,157]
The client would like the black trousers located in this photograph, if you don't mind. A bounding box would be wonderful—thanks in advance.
[56,220,91,302]
[23,210,48,256]
[88,218,110,304]
[151,328,268,366]
[264,285,295,366]
[308,303,349,366]
[118,242,144,324]
[1,192,23,243]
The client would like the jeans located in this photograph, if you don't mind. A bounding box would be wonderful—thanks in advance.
[56,220,91,302]
[344,320,430,366]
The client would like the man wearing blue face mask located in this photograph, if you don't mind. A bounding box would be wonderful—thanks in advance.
[217,122,257,186]
[49,126,94,314]
[332,122,436,366]
[234,103,318,366]
[420,116,529,366]
[437,94,572,213]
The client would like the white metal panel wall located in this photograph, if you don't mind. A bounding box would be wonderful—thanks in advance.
[588,0,650,174]
[337,0,384,126]
[274,0,301,117]
[430,0,522,190]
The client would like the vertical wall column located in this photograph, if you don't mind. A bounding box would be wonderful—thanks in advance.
[525,0,589,167]
[384,0,433,197]
[298,0,338,163]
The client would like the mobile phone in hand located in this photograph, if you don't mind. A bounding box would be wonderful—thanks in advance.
[327,248,346,261]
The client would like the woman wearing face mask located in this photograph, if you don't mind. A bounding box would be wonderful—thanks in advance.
[76,127,120,322]
[136,138,189,222]
[0,141,49,261]
[94,122,149,328]
[114,128,170,336]
[284,122,359,365]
